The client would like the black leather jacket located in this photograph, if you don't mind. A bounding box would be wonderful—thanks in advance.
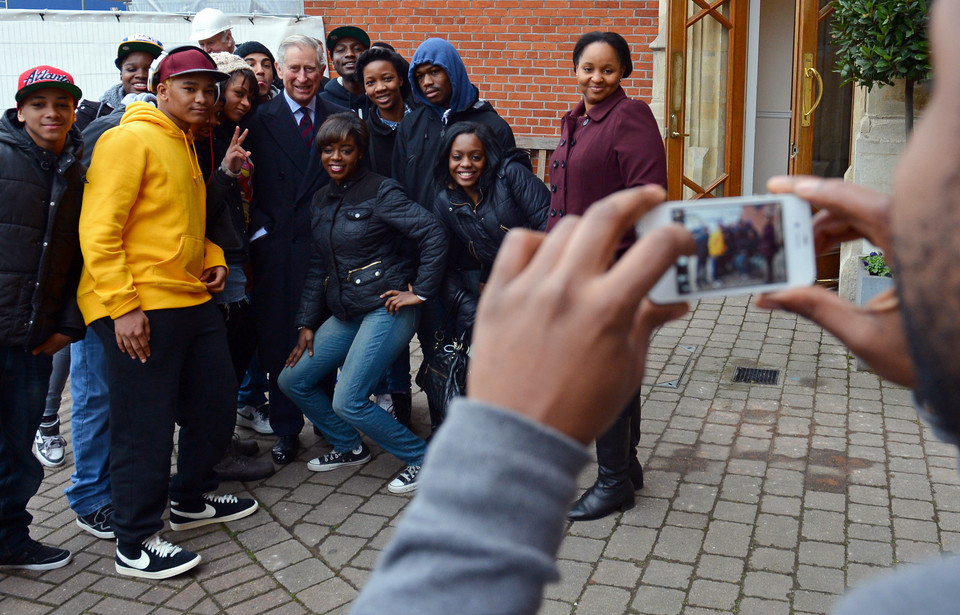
[296,169,448,326]
[0,110,86,349]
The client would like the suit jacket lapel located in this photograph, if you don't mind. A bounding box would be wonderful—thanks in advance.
[261,96,309,174]
[295,95,329,205]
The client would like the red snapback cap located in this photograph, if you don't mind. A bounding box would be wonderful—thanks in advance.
[16,66,82,103]
[154,46,228,87]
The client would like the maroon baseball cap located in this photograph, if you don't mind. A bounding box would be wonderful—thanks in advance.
[151,46,228,92]
[16,66,82,104]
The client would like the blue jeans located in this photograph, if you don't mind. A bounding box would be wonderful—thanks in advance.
[278,306,426,466]
[65,334,112,517]
[0,346,53,553]
[238,353,269,408]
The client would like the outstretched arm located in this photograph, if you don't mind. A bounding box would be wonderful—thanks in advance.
[351,185,692,615]
[754,176,914,387]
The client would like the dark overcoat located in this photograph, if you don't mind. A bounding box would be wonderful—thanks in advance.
[243,93,348,378]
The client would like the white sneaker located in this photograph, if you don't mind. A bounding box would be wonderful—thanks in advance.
[236,405,273,434]
[33,429,66,468]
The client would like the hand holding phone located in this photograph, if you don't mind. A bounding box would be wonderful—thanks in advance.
[637,194,815,304]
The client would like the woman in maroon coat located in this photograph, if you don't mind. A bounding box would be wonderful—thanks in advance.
[548,31,667,522]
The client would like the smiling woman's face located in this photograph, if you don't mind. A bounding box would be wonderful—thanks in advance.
[575,42,624,111]
[448,133,486,191]
[321,135,361,183]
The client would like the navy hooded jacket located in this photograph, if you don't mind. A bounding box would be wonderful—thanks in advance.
[392,38,516,208]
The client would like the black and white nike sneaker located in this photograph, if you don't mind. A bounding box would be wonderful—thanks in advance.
[115,535,200,579]
[169,493,259,531]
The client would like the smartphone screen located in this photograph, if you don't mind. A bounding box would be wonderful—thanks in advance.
[670,200,785,295]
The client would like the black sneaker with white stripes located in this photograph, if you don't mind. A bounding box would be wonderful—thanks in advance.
[388,464,421,494]
[115,535,200,579]
[307,443,371,472]
[76,503,115,539]
[169,493,258,531]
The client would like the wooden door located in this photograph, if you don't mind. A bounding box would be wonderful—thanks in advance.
[664,0,749,200]
[789,0,853,285]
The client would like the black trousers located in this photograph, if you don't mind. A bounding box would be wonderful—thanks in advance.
[0,347,52,553]
[93,301,237,549]
[218,297,258,384]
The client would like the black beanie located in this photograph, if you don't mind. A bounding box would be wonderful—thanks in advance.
[235,41,275,65]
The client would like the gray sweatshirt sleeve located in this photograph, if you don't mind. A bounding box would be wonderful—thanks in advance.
[350,398,590,615]
[831,554,960,614]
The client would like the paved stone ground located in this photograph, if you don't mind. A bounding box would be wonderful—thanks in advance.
[2,295,959,614]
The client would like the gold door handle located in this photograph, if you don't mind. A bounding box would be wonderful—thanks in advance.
[802,66,823,120]
[670,113,690,139]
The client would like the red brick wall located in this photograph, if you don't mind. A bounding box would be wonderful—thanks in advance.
[305,1,659,139]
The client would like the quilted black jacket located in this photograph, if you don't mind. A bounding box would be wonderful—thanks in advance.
[0,109,86,349]
[296,169,448,326]
[432,150,549,332]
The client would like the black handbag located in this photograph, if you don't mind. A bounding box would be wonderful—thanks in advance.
[415,290,470,426]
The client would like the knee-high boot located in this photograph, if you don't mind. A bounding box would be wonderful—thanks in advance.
[567,393,642,522]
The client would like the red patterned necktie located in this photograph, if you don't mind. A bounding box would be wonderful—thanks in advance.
[299,107,313,148]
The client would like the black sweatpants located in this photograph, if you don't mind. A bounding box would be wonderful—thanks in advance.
[93,301,237,550]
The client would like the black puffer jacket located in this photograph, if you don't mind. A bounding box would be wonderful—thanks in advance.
[0,109,85,349]
[296,169,448,326]
[392,95,516,209]
[433,149,549,272]
[434,150,549,331]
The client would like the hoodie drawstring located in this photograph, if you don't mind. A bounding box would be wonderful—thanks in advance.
[181,129,203,186]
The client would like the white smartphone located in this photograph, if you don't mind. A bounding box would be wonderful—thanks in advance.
[637,194,816,304]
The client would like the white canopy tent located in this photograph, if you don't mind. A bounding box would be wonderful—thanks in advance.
[128,1,303,13]
[0,9,326,106]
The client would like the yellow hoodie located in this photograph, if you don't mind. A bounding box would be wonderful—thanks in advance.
[77,101,226,324]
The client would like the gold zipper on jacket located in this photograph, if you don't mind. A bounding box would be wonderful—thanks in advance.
[346,260,382,279]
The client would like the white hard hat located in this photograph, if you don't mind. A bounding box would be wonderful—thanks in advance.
[189,8,232,41]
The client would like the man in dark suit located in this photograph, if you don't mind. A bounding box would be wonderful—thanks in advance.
[243,34,347,464]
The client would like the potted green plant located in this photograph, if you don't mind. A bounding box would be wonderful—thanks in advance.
[831,0,931,136]
[856,251,894,305]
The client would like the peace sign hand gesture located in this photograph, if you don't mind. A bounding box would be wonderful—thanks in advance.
[221,126,251,175]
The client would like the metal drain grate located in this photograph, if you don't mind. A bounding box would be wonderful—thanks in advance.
[733,367,780,385]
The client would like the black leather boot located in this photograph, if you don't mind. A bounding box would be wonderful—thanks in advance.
[568,394,642,522]
[627,393,644,490]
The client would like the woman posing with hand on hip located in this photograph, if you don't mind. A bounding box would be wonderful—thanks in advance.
[549,31,667,522]
[278,113,447,494]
